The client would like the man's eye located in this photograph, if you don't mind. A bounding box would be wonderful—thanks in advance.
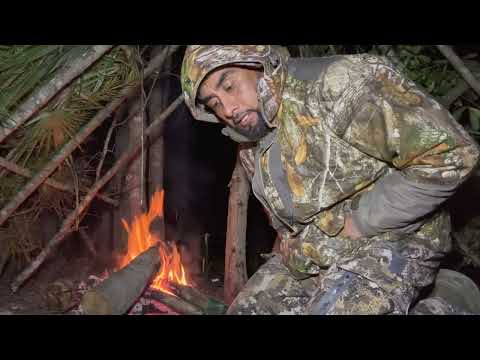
[224,82,233,92]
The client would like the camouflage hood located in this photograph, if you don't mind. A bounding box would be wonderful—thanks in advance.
[181,45,290,138]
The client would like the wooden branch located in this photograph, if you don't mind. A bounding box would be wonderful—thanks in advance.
[437,45,480,98]
[224,152,250,304]
[0,46,114,145]
[0,156,118,207]
[10,95,184,293]
[0,45,181,228]
[167,282,227,314]
[80,246,160,315]
[144,289,203,315]
[79,228,97,257]
[95,112,119,181]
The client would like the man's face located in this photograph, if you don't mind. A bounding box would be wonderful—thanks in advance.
[197,65,270,141]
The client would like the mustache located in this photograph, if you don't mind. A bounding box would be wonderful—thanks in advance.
[232,109,259,126]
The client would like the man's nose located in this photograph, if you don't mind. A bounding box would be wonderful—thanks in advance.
[222,96,238,119]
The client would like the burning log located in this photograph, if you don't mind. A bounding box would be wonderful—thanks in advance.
[80,245,160,315]
[143,289,203,315]
[166,283,227,315]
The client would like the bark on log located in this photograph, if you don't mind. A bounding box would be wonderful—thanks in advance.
[0,46,114,144]
[10,95,184,293]
[0,45,180,228]
[113,101,147,255]
[0,156,118,207]
[144,289,203,315]
[224,152,250,304]
[147,45,174,242]
[80,246,160,315]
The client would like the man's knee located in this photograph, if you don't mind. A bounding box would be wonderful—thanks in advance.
[305,270,395,315]
[226,254,311,315]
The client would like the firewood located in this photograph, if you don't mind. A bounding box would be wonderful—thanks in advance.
[80,246,160,315]
[144,289,203,315]
[167,283,227,315]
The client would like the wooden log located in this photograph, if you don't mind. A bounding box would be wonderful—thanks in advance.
[80,246,160,315]
[224,152,250,304]
[167,282,227,315]
[144,289,203,315]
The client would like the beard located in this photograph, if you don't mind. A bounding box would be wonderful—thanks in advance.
[231,109,270,142]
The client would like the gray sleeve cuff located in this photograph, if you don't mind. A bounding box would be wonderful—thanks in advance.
[350,171,459,238]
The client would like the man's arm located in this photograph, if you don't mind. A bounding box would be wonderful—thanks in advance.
[338,56,479,238]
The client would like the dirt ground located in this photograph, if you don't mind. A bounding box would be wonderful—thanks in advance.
[0,252,225,315]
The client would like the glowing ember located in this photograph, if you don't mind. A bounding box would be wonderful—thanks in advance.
[117,189,189,295]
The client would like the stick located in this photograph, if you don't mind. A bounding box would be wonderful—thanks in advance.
[144,289,203,315]
[95,110,120,181]
[80,246,160,315]
[436,45,480,98]
[10,95,184,293]
[0,45,181,227]
[0,46,114,144]
[0,156,118,207]
[79,228,97,257]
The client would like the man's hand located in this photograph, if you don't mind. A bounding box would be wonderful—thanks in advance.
[341,215,363,240]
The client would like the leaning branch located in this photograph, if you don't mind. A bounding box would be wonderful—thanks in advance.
[0,156,118,207]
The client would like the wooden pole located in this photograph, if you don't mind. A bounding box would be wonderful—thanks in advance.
[224,152,250,304]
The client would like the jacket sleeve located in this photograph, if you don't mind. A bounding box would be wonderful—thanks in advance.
[337,56,480,237]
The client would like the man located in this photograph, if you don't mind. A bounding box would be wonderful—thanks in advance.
[181,45,480,315]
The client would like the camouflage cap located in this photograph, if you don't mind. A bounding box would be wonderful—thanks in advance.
[181,45,289,127]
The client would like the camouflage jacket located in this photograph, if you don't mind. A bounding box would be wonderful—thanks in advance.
[181,46,480,278]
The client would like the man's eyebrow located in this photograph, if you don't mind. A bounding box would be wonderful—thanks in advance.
[197,70,235,105]
[215,69,234,90]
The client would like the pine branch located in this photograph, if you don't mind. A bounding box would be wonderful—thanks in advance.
[0,45,181,228]
[0,46,114,144]
[0,156,118,206]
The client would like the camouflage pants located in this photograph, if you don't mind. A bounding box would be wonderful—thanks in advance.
[226,254,465,315]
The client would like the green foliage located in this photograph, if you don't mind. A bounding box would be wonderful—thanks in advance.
[395,45,461,97]
[0,46,90,126]
[0,45,140,261]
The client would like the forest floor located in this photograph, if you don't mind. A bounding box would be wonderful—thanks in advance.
[0,253,225,315]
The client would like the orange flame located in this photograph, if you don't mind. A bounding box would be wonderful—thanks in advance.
[117,189,189,295]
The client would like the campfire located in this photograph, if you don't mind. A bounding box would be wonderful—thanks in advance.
[117,189,189,296]
[78,189,227,315]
